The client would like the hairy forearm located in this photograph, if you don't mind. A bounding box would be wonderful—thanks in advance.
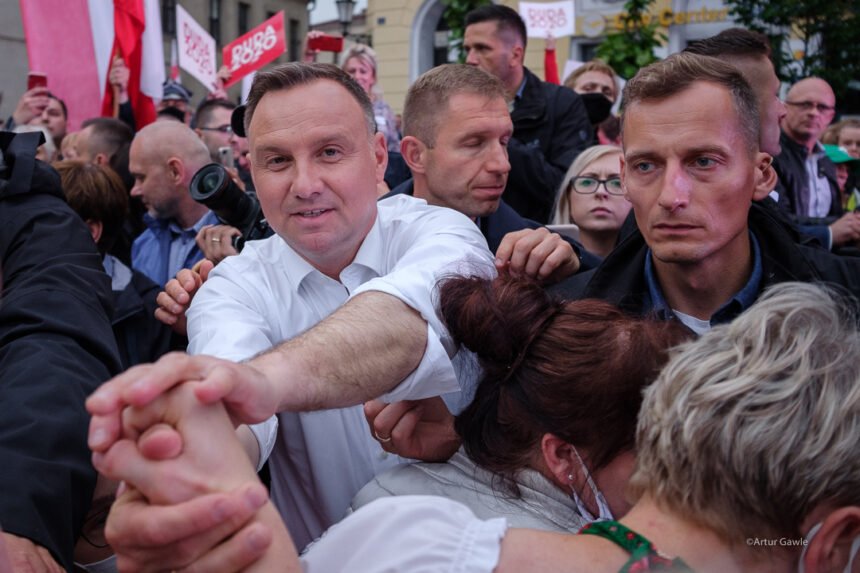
[252,291,428,412]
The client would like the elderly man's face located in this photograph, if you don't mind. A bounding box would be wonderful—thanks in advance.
[248,79,386,278]
[621,82,772,271]
[782,78,836,145]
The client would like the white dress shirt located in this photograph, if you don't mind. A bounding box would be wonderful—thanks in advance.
[186,194,494,549]
[301,496,507,573]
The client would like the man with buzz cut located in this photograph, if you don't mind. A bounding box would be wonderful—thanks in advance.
[389,63,599,281]
[463,4,592,223]
[554,53,860,333]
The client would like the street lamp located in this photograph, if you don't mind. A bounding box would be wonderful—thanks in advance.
[336,0,356,38]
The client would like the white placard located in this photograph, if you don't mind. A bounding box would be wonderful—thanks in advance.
[519,1,575,38]
[176,5,218,90]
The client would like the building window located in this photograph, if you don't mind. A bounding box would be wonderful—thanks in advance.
[162,0,176,35]
[210,0,222,44]
[289,18,301,61]
[238,2,250,35]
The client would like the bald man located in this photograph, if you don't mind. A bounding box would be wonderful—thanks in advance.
[129,121,219,286]
[772,77,859,249]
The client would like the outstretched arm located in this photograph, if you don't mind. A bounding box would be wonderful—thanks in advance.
[98,383,299,572]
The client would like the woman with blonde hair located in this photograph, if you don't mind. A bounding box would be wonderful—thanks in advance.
[552,145,630,258]
[341,43,401,153]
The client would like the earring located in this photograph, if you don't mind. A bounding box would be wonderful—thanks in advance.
[568,473,574,482]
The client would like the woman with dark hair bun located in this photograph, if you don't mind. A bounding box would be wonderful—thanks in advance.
[352,274,690,532]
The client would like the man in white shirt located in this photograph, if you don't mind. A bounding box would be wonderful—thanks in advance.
[87,62,494,567]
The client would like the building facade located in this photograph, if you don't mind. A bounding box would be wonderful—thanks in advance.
[365,0,736,114]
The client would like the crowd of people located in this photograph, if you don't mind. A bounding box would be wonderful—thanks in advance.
[1,4,859,572]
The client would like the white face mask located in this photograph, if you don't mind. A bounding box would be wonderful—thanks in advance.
[797,522,860,573]
[569,447,614,522]
[74,554,118,573]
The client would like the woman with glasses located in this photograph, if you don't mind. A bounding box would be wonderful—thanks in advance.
[552,145,630,258]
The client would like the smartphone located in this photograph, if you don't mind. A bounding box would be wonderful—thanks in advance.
[27,72,48,91]
[308,34,344,53]
[218,146,234,168]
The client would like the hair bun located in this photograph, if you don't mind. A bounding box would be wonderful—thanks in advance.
[440,275,555,374]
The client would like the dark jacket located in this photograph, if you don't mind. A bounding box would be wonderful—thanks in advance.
[774,132,841,223]
[108,256,176,369]
[506,67,592,224]
[0,132,121,570]
[552,202,860,314]
[385,179,601,271]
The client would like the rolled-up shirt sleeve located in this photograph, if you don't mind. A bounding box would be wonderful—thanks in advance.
[351,198,495,401]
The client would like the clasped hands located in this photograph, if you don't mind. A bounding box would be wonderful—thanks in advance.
[86,354,293,572]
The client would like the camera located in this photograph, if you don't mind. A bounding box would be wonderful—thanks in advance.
[190,163,273,251]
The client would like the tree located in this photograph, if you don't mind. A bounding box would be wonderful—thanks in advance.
[727,0,860,97]
[443,0,491,63]
[596,0,665,79]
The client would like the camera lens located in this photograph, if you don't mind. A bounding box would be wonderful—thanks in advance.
[201,170,222,194]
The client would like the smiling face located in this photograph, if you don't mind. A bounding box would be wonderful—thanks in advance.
[248,79,386,278]
[343,56,375,95]
[414,92,512,218]
[621,82,772,272]
[568,151,630,234]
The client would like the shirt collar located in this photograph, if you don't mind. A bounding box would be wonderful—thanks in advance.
[281,210,385,293]
[643,232,762,326]
[515,76,527,100]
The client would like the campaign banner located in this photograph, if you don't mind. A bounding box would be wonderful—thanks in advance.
[519,1,575,38]
[177,4,217,90]
[222,11,286,88]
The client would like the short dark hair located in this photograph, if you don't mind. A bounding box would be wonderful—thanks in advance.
[192,98,237,129]
[684,28,771,61]
[244,62,375,138]
[403,64,508,146]
[465,4,527,49]
[46,92,68,119]
[440,275,690,495]
[622,52,761,153]
[55,160,128,254]
[80,117,134,162]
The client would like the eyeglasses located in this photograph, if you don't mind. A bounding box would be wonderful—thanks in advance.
[570,176,624,195]
[784,100,835,114]
[199,124,233,134]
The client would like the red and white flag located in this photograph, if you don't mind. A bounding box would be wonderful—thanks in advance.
[20,0,165,132]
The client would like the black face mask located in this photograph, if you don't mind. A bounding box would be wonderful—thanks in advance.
[579,92,613,125]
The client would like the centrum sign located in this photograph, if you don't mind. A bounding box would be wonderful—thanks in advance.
[607,7,729,29]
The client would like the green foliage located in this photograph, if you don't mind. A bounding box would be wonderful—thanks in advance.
[443,0,491,63]
[727,0,860,96]
[596,0,666,79]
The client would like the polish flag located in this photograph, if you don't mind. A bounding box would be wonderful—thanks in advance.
[20,0,164,132]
